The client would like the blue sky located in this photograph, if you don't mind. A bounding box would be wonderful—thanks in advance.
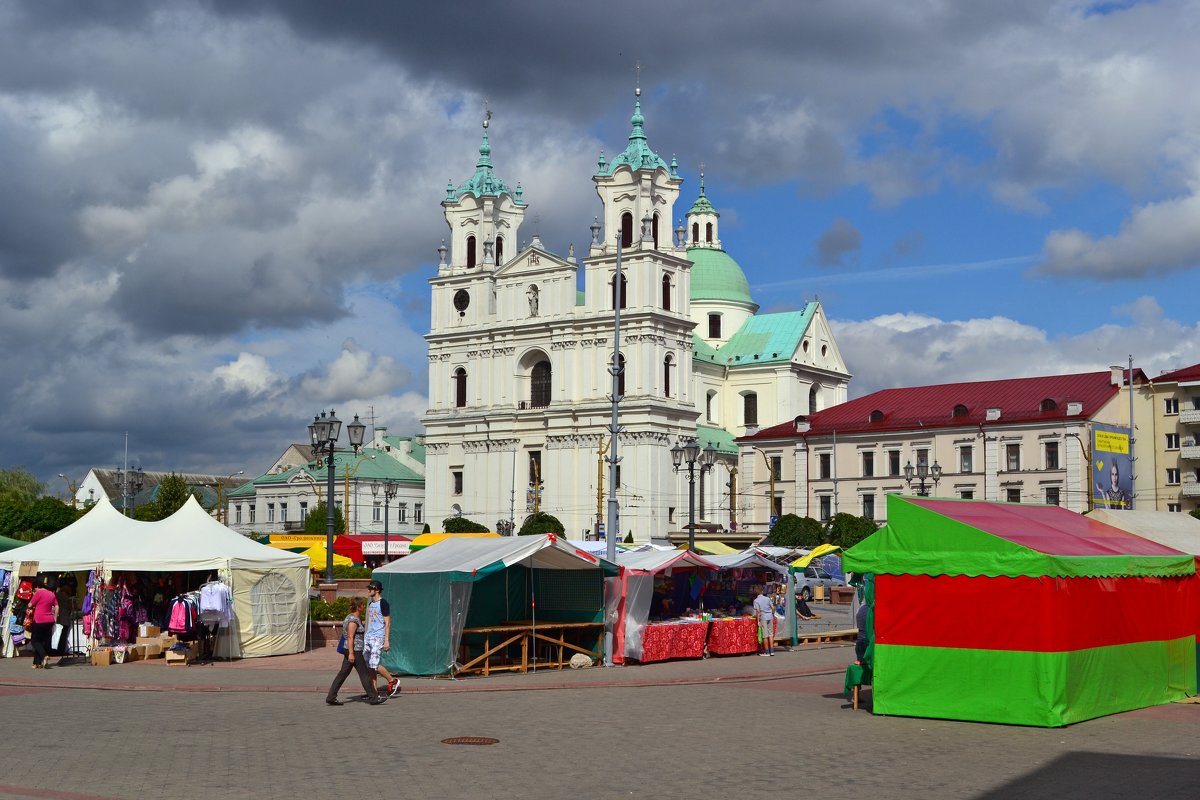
[1,0,1198,489]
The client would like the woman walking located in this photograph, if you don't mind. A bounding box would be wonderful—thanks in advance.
[325,597,386,706]
[27,577,58,669]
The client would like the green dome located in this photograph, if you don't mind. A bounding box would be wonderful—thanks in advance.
[687,247,754,305]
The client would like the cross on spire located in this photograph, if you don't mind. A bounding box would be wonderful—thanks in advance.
[635,60,641,98]
[483,97,492,129]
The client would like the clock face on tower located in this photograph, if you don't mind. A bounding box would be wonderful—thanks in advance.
[453,289,470,313]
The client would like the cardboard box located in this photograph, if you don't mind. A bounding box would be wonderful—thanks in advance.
[123,645,145,662]
[159,634,178,649]
[164,644,196,665]
[138,623,160,638]
[140,642,163,658]
[90,648,113,667]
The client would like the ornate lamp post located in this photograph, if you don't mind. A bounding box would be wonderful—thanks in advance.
[672,437,717,551]
[371,478,399,563]
[903,459,942,497]
[115,465,145,517]
[308,410,366,583]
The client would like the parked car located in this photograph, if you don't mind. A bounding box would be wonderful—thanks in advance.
[794,566,847,601]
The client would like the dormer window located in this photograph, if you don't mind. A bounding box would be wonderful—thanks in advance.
[869,409,885,423]
[1040,398,1057,411]
[952,404,969,418]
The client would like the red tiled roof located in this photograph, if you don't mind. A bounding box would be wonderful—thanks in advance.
[742,370,1127,440]
[1154,362,1200,383]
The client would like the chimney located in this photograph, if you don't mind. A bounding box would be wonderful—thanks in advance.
[1110,365,1124,386]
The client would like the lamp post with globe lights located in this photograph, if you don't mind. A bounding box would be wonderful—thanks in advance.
[671,437,717,551]
[904,459,942,497]
[308,410,366,583]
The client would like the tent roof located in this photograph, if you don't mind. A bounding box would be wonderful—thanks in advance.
[1087,509,1200,557]
[0,495,308,572]
[0,534,25,552]
[408,532,499,550]
[374,534,616,579]
[616,550,718,573]
[565,539,628,557]
[691,541,738,555]
[843,495,1194,579]
[703,552,787,573]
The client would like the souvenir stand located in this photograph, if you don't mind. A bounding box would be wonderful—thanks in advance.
[702,551,789,655]
[0,496,310,662]
[373,534,616,677]
[843,495,1198,727]
[610,550,720,664]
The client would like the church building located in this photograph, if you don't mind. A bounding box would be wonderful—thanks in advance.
[421,92,851,542]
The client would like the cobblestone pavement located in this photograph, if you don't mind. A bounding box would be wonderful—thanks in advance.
[2,629,1197,800]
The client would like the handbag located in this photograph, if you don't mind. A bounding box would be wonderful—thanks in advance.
[336,633,347,655]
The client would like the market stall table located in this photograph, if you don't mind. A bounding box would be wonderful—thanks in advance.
[706,616,758,655]
[638,620,709,663]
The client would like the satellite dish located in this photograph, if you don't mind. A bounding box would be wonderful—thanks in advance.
[451,503,462,517]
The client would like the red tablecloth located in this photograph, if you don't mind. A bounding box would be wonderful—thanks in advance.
[707,617,759,655]
[638,621,709,663]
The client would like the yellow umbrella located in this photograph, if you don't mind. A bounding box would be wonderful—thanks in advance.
[300,544,352,569]
[791,544,841,569]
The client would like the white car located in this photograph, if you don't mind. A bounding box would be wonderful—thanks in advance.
[794,566,847,601]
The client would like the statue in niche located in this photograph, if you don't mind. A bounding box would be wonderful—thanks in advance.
[526,284,539,317]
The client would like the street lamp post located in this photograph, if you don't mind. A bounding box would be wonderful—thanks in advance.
[115,465,145,517]
[672,437,717,551]
[308,410,366,584]
[903,459,942,497]
[371,479,399,564]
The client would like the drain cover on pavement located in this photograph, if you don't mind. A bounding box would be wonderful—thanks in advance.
[441,736,499,746]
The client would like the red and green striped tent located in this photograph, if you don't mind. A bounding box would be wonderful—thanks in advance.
[843,495,1198,727]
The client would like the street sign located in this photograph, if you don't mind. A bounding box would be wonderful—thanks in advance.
[769,515,778,531]
[597,522,605,536]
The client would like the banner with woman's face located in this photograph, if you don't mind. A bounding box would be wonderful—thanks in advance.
[1092,423,1133,510]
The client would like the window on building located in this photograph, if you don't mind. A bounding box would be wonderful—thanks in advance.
[267,503,275,523]
[652,213,660,249]
[300,501,308,521]
[1167,468,1181,485]
[398,503,408,523]
[1040,398,1057,411]
[663,355,673,398]
[1045,487,1060,506]
[454,367,467,408]
[372,503,381,522]
[708,313,721,339]
[705,222,713,243]
[1045,441,1059,470]
[960,445,973,473]
[1165,397,1179,414]
[1166,433,1180,449]
[280,503,287,524]
[888,450,901,476]
[414,503,423,524]
[335,500,342,512]
[668,506,676,523]
[862,494,875,520]
[809,385,819,414]
[1168,503,1181,513]
[706,391,716,422]
[235,505,242,525]
[916,448,929,467]
[466,235,477,268]
[496,235,504,266]
[819,495,831,521]
[1006,488,1021,503]
[249,504,256,524]
[531,361,552,408]
[819,453,831,479]
[529,451,543,486]
[1006,444,1021,471]
[773,495,783,517]
[862,451,874,477]
[953,404,969,418]
[611,274,627,309]
[743,392,758,426]
[452,471,463,495]
[616,354,625,398]
[771,456,782,481]
[960,489,974,500]
[661,274,672,310]
[621,212,634,248]
[691,222,699,244]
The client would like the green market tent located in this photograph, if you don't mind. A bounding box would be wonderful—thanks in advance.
[843,495,1198,727]
[372,534,617,676]
[0,535,24,553]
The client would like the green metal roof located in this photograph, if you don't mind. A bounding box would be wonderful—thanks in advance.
[688,174,718,216]
[712,304,817,366]
[595,100,677,178]
[687,247,753,305]
[445,130,525,205]
[696,424,738,455]
[383,435,426,465]
[692,334,719,363]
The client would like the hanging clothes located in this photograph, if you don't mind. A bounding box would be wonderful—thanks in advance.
[198,581,233,629]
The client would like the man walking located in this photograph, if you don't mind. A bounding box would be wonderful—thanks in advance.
[364,580,401,697]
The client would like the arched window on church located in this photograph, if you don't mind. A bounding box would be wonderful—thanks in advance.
[454,368,467,408]
[692,222,699,245]
[664,354,674,398]
[706,390,718,423]
[615,354,626,398]
[809,385,820,414]
[495,236,504,266]
[531,361,552,408]
[611,273,627,310]
[744,392,758,426]
[652,213,660,250]
[661,274,672,310]
[705,222,713,243]
[621,212,634,248]
[466,235,477,268]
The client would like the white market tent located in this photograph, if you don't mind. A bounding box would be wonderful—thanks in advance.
[1087,509,1200,555]
[705,551,788,573]
[610,550,718,663]
[0,496,309,658]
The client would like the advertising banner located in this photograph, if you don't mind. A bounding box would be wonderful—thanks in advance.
[1092,423,1132,510]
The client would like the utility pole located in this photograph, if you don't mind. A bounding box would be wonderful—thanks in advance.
[596,437,609,540]
[725,465,738,530]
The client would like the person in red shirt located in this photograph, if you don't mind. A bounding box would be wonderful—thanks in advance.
[26,577,59,669]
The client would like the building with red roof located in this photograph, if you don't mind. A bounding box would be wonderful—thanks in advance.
[735,367,1157,532]
[1147,361,1200,514]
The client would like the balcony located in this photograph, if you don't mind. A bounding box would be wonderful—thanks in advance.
[1180,445,1200,461]
[1179,408,1200,425]
[1182,482,1200,498]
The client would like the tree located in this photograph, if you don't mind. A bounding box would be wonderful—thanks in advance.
[769,514,825,548]
[22,496,79,534]
[443,516,489,533]
[1191,509,1200,523]
[0,497,25,536]
[0,468,42,505]
[518,511,564,536]
[828,512,878,549]
[305,502,346,535]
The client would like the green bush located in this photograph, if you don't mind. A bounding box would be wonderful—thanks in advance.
[332,564,373,579]
[444,516,490,533]
[769,514,825,548]
[519,511,564,536]
[310,597,351,621]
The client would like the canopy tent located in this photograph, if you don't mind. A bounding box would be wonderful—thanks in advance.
[610,550,718,663]
[690,541,737,555]
[791,544,842,569]
[372,534,616,675]
[334,533,411,563]
[407,532,499,552]
[566,539,628,557]
[0,534,24,553]
[0,496,309,659]
[705,552,788,573]
[844,495,1197,727]
[1087,509,1200,686]
[298,544,352,570]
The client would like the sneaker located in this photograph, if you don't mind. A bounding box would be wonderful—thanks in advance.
[759,652,770,657]
[388,679,401,697]
[368,695,387,705]
[768,652,775,656]
[325,698,344,706]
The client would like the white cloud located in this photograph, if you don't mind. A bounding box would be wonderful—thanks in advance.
[211,353,283,396]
